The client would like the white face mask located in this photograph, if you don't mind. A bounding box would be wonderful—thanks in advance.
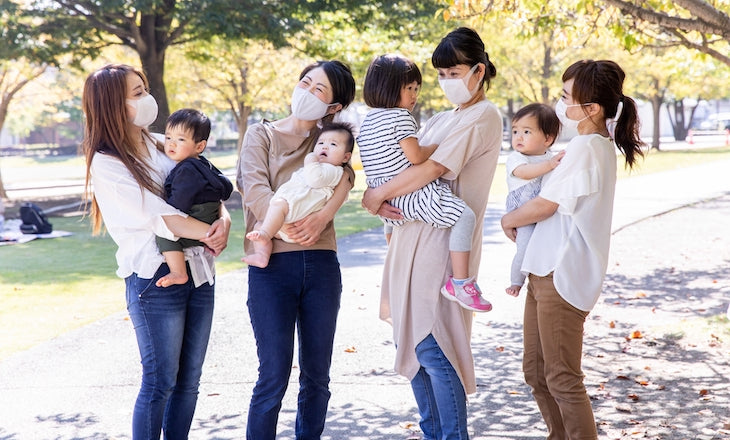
[127,94,158,128]
[438,64,480,105]
[291,86,333,121]
[555,99,590,132]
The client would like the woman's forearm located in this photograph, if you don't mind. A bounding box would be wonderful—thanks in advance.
[319,173,352,220]
[162,214,210,240]
[380,159,447,200]
[501,196,558,229]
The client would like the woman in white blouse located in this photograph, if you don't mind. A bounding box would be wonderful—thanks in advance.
[501,59,644,439]
[81,64,230,440]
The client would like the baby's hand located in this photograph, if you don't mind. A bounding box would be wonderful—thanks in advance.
[550,150,566,169]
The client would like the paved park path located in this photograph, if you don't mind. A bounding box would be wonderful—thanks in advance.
[1,154,729,439]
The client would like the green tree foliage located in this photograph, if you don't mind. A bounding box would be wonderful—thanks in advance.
[164,0,449,144]
[11,0,335,130]
[166,37,307,150]
[0,2,51,197]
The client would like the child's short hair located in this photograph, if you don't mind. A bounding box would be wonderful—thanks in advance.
[166,108,211,143]
[513,103,560,146]
[320,122,355,153]
[363,54,422,109]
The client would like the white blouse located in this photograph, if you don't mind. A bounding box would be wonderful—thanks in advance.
[90,134,215,285]
[521,134,617,311]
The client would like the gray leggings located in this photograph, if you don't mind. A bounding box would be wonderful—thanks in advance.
[383,205,475,253]
[510,223,536,287]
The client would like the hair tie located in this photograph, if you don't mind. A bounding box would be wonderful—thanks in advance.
[606,100,624,139]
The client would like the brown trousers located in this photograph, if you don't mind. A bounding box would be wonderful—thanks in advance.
[523,273,598,440]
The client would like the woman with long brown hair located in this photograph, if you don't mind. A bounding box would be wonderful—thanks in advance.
[82,64,231,439]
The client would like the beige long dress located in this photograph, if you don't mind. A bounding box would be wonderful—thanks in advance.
[380,99,503,394]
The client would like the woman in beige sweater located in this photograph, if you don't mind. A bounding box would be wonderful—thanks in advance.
[236,60,355,440]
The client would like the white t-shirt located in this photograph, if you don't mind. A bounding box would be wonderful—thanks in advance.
[90,134,215,285]
[521,134,617,311]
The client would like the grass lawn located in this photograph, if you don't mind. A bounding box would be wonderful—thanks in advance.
[1,145,729,359]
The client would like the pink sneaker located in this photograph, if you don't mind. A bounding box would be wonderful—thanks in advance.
[441,276,492,312]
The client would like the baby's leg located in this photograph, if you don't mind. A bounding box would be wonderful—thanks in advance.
[157,250,189,287]
[449,206,475,279]
[506,223,535,297]
[383,223,393,246]
[243,199,289,268]
[443,206,492,312]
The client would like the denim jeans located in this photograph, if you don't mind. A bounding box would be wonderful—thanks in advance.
[246,250,342,440]
[411,334,469,440]
[125,263,215,440]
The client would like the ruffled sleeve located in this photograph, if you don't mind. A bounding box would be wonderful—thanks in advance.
[540,138,601,215]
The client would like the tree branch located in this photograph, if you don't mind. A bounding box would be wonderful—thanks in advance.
[670,28,730,66]
[674,0,730,32]
[53,0,138,42]
[603,0,728,37]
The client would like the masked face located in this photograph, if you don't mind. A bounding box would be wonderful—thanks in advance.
[438,64,480,105]
[126,94,158,128]
[555,99,589,132]
[291,86,332,121]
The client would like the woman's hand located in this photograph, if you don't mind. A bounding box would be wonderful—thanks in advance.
[361,187,400,220]
[501,217,517,242]
[201,216,231,256]
[281,209,328,246]
[361,187,384,214]
[362,187,404,220]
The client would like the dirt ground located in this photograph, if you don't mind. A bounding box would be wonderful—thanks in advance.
[582,195,730,439]
[3,192,729,439]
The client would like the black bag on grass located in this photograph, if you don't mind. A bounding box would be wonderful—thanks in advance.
[20,202,53,234]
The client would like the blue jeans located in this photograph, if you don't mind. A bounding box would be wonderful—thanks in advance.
[411,334,469,440]
[246,250,342,440]
[125,263,215,440]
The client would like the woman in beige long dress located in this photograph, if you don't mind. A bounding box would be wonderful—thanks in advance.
[362,27,502,439]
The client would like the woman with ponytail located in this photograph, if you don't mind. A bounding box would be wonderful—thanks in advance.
[501,59,645,439]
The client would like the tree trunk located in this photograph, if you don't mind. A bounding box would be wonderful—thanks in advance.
[0,168,7,199]
[541,40,552,104]
[236,105,252,157]
[137,13,172,132]
[650,94,662,150]
[668,100,688,141]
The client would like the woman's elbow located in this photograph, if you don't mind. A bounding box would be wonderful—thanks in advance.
[424,160,448,179]
[536,199,559,221]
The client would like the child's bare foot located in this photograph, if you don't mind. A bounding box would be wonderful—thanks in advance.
[156,272,188,287]
[243,230,273,268]
[246,230,267,241]
[505,285,522,297]
[242,251,271,268]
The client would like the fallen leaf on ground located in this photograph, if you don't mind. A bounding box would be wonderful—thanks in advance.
[495,346,505,352]
[627,393,640,401]
[344,346,357,353]
[629,330,643,339]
